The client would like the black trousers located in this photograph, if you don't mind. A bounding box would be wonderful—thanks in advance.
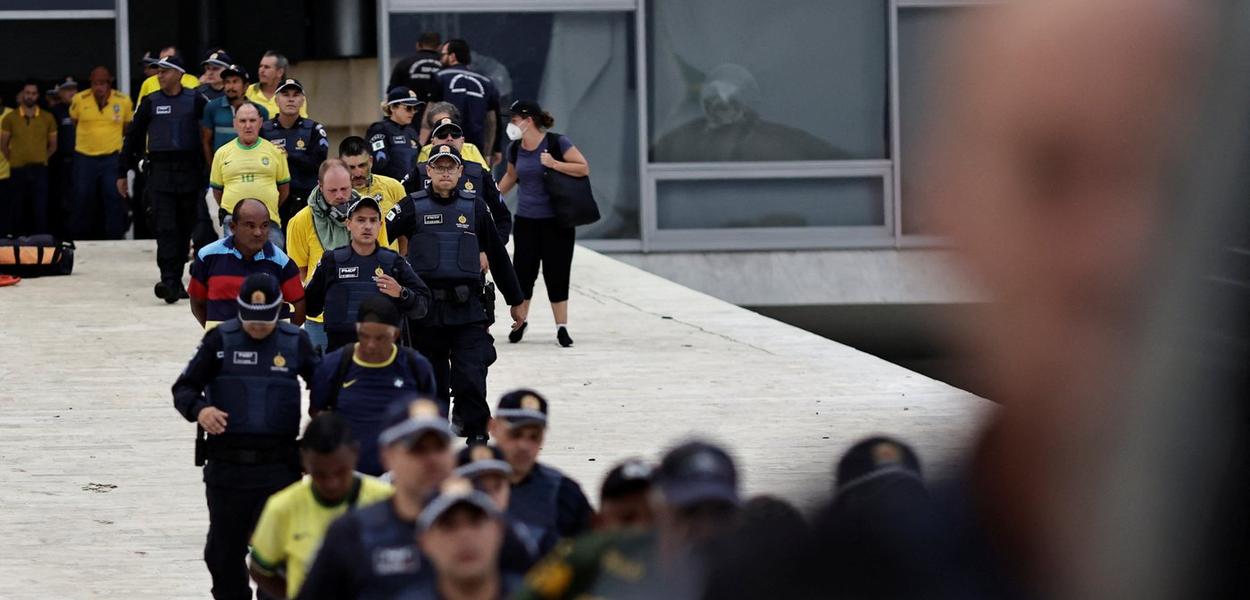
[9,165,49,236]
[146,162,203,286]
[204,479,295,600]
[412,322,497,437]
[512,216,575,303]
[279,187,312,232]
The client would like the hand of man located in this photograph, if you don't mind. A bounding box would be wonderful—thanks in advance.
[375,273,402,298]
[116,177,129,199]
[539,150,556,169]
[479,251,490,274]
[510,305,524,328]
[197,406,229,435]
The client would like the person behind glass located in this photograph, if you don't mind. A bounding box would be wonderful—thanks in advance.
[67,66,132,241]
[366,86,423,182]
[46,77,76,239]
[497,100,589,347]
[303,195,431,352]
[403,116,512,243]
[433,39,500,165]
[260,78,328,231]
[0,80,57,237]
[171,272,320,600]
[385,144,524,445]
[389,31,444,104]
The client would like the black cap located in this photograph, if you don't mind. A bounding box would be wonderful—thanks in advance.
[377,398,452,448]
[430,117,463,140]
[656,440,739,508]
[141,51,160,66]
[236,273,283,322]
[357,295,401,327]
[154,55,187,73]
[495,389,548,428]
[346,194,382,219]
[601,458,655,501]
[834,436,922,492]
[417,477,501,531]
[455,444,512,479]
[509,99,542,118]
[221,64,250,82]
[426,143,462,166]
[385,86,422,106]
[202,49,234,68]
[56,77,78,91]
[275,78,304,94]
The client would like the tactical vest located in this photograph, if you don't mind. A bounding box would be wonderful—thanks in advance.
[323,246,399,331]
[507,463,563,550]
[261,118,318,189]
[207,319,303,437]
[356,502,427,592]
[147,89,200,153]
[407,191,481,283]
[372,119,420,181]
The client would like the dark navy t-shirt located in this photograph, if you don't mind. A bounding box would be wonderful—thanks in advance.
[511,134,574,220]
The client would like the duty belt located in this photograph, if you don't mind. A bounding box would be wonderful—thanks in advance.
[205,444,297,465]
[431,285,474,303]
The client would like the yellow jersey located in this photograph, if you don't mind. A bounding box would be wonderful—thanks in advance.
[0,107,9,180]
[69,89,133,156]
[285,204,390,323]
[209,137,291,223]
[249,476,393,598]
[417,141,490,169]
[354,173,407,217]
[137,73,201,99]
[246,83,309,118]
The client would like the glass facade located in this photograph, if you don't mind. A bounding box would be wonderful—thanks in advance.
[657,178,884,230]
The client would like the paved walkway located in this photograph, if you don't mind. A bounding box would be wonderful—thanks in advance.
[0,241,988,599]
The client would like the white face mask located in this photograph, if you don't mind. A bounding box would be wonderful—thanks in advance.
[505,122,525,141]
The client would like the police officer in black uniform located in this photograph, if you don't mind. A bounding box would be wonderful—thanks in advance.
[172,272,320,600]
[119,55,208,303]
[259,78,328,230]
[386,144,524,444]
[403,116,512,242]
[366,86,423,182]
[303,195,431,352]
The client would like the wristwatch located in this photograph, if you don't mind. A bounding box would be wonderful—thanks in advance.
[400,287,411,301]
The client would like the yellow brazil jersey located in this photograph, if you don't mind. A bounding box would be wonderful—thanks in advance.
[355,173,407,217]
[0,107,9,180]
[210,137,291,224]
[246,83,309,118]
[69,89,133,156]
[137,73,200,99]
[285,204,390,323]
[417,141,490,169]
[249,476,392,598]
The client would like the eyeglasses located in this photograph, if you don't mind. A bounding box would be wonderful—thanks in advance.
[428,165,460,174]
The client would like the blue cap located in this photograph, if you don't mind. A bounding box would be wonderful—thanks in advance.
[154,55,187,74]
[377,399,452,448]
[418,477,501,531]
[455,444,512,479]
[385,86,422,106]
[202,50,233,68]
[236,273,283,322]
[656,440,739,508]
[495,389,547,428]
[221,64,250,82]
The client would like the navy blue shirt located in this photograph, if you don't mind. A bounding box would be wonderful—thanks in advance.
[434,67,499,150]
[297,499,430,600]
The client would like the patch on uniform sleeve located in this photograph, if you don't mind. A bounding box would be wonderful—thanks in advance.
[386,205,401,222]
[369,136,386,152]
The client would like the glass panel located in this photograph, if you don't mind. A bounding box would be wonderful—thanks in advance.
[0,20,115,83]
[647,0,888,162]
[656,177,884,229]
[388,12,640,239]
[899,6,981,235]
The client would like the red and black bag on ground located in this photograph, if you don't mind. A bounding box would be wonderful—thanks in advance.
[0,235,75,277]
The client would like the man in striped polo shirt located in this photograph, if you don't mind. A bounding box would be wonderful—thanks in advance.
[189,198,306,330]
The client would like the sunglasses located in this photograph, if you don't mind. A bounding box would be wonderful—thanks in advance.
[434,129,463,140]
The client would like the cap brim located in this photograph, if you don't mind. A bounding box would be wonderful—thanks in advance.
[203,59,230,68]
[418,494,500,530]
[378,418,452,447]
[496,408,546,428]
[426,152,463,166]
[237,296,283,322]
[660,480,739,508]
[276,84,304,94]
[156,62,186,73]
[455,460,512,480]
[431,125,463,138]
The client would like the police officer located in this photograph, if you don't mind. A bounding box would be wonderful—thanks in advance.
[488,389,592,557]
[259,78,328,230]
[303,195,431,352]
[456,444,552,572]
[119,55,208,302]
[410,477,526,599]
[366,86,423,182]
[172,272,320,600]
[385,144,524,444]
[196,49,233,101]
[403,116,512,242]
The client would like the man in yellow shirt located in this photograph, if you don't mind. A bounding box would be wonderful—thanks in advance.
[416,101,491,168]
[68,66,133,240]
[137,47,200,99]
[338,136,406,217]
[0,105,8,235]
[285,159,389,352]
[209,102,289,247]
[249,413,393,599]
[246,51,309,118]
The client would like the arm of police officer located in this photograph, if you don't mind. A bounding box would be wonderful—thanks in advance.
[366,122,389,174]
[476,201,524,315]
[385,197,417,259]
[481,172,512,243]
[172,328,229,434]
[556,477,595,539]
[383,256,431,320]
[117,94,155,198]
[294,515,362,600]
[302,250,334,319]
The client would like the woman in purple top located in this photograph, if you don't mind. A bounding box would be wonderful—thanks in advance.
[497,100,590,347]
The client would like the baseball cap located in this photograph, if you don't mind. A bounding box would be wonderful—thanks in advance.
[509,99,542,118]
[455,444,512,480]
[221,64,250,82]
[426,143,462,166]
[56,77,78,92]
[834,436,923,492]
[655,440,740,508]
[141,51,160,66]
[600,458,655,501]
[385,86,422,106]
[154,55,187,73]
[418,477,501,531]
[377,398,452,448]
[276,78,304,94]
[236,273,283,323]
[495,389,548,428]
[430,117,463,140]
[357,295,401,327]
[346,194,382,219]
[202,49,233,68]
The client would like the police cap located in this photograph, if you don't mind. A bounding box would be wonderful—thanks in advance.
[56,77,78,92]
[236,273,283,322]
[833,436,922,493]
[220,64,250,82]
[495,389,548,429]
[454,444,512,480]
[345,194,382,219]
[430,117,463,140]
[275,78,304,94]
[356,294,400,327]
[426,143,462,166]
[154,55,187,74]
[655,440,739,508]
[417,477,501,531]
[202,49,234,68]
[377,398,451,448]
[600,458,655,501]
[385,86,422,106]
